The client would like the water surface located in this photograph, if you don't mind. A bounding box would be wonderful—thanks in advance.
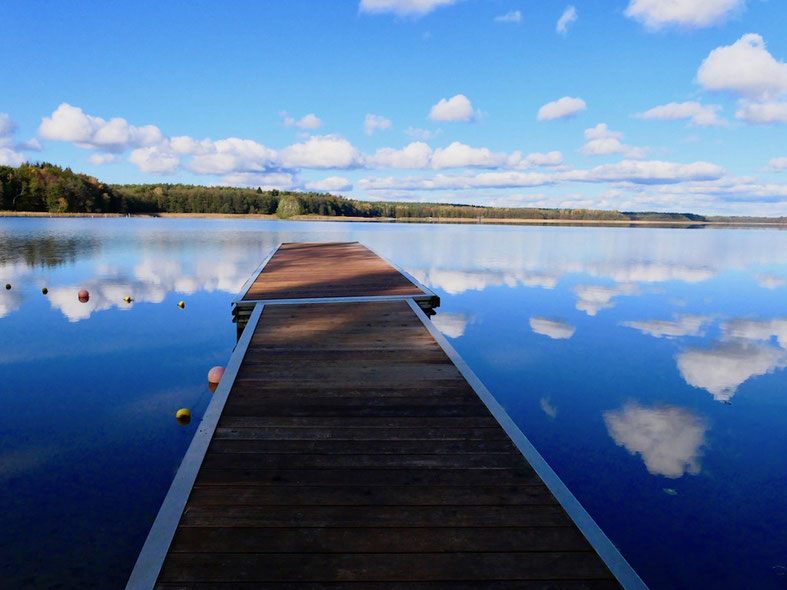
[0,217,785,589]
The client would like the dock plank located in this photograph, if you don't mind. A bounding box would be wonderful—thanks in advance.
[128,243,643,589]
[146,300,621,587]
[240,243,431,303]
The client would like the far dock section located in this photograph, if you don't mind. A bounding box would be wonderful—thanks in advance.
[233,241,439,333]
[128,242,646,589]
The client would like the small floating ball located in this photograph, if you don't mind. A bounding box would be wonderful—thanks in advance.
[208,366,225,384]
[176,408,191,425]
[78,289,90,302]
[4,284,10,290]
[178,301,185,309]
[42,287,48,295]
[124,296,133,303]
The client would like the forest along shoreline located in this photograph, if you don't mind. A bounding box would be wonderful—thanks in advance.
[2,162,785,226]
[1,210,786,228]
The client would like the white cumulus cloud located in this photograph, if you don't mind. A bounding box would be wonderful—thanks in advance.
[358,170,552,191]
[364,113,392,135]
[280,135,363,169]
[365,142,555,171]
[431,142,511,169]
[565,159,725,184]
[87,153,121,166]
[304,176,353,192]
[580,123,648,158]
[625,0,743,30]
[359,0,462,17]
[187,138,278,175]
[604,403,708,478]
[221,172,298,190]
[0,113,17,139]
[556,6,577,34]
[367,142,433,169]
[128,147,180,174]
[698,34,787,102]
[537,96,586,121]
[0,148,25,166]
[639,101,726,127]
[764,157,787,172]
[429,94,475,122]
[39,103,164,153]
[736,101,787,124]
[521,151,564,168]
[282,112,323,130]
[0,113,30,165]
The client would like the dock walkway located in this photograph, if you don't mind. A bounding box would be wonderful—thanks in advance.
[127,242,645,589]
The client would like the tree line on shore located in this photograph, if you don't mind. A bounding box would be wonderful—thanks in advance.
[1,162,781,223]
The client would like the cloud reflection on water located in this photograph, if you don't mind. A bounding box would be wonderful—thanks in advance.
[573,283,640,316]
[604,402,708,478]
[431,312,470,338]
[676,342,787,402]
[41,251,263,321]
[529,317,576,339]
[621,314,712,338]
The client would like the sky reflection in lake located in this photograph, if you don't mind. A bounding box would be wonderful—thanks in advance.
[0,217,786,589]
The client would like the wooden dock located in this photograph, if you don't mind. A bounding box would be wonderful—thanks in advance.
[127,242,646,589]
[233,242,439,332]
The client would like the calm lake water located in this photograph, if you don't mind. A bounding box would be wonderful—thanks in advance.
[1,217,786,589]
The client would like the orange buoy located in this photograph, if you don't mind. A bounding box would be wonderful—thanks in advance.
[78,289,90,302]
[208,366,225,384]
[207,366,225,393]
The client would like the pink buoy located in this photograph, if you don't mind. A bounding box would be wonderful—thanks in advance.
[78,289,90,303]
[208,366,225,384]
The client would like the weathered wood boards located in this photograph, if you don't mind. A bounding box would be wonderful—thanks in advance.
[232,243,438,335]
[148,301,623,588]
[128,242,645,589]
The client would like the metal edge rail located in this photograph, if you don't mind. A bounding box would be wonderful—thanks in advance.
[125,304,265,590]
[234,293,436,307]
[233,243,282,305]
[407,298,648,590]
[363,242,440,306]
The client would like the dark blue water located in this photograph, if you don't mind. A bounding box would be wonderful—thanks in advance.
[1,217,785,589]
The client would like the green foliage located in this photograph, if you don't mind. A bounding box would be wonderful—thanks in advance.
[5,162,782,224]
[0,162,121,213]
[276,195,302,218]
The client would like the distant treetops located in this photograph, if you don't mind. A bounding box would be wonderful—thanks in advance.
[3,162,779,223]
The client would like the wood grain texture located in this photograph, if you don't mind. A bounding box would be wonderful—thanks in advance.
[241,243,427,302]
[153,296,620,587]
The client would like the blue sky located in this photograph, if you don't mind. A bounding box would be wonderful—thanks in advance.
[1,0,786,216]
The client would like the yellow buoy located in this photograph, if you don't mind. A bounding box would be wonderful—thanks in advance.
[42,287,48,295]
[124,296,132,303]
[4,284,10,290]
[176,408,191,425]
[178,301,185,309]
